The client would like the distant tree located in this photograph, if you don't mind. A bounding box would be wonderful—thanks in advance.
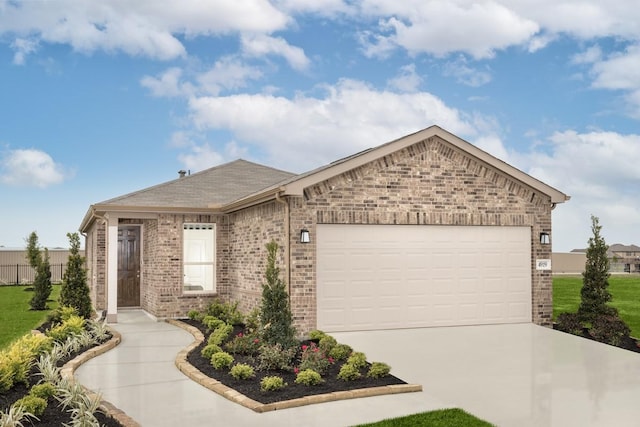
[578,215,617,323]
[260,240,297,349]
[59,232,92,319]
[25,231,52,310]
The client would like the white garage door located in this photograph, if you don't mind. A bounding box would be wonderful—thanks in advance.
[317,224,531,332]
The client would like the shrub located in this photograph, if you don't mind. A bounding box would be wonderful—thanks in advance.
[187,310,203,322]
[0,360,14,393]
[367,362,391,378]
[13,395,47,417]
[308,330,327,340]
[257,343,296,371]
[299,342,331,374]
[26,232,53,311]
[207,324,234,346]
[29,382,56,400]
[260,376,287,392]
[346,351,367,369]
[0,404,37,426]
[202,316,225,332]
[200,344,222,360]
[244,307,261,334]
[337,363,361,381]
[260,241,297,349]
[211,352,234,370]
[59,233,93,319]
[318,335,337,354]
[224,332,261,356]
[328,343,352,361]
[206,299,244,326]
[47,315,85,342]
[556,312,584,336]
[295,369,324,386]
[590,315,631,347]
[230,363,255,380]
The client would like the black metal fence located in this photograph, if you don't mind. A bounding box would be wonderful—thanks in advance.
[0,264,68,285]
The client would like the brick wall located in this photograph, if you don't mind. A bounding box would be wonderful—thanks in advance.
[287,135,553,333]
[85,221,106,312]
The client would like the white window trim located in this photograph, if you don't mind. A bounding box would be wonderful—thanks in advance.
[183,223,216,294]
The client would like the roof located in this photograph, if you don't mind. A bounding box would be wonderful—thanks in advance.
[80,125,570,231]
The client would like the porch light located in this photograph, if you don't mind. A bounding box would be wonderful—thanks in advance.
[540,232,550,245]
[300,228,310,243]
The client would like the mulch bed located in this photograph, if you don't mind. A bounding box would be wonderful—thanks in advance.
[0,334,123,427]
[552,324,640,353]
[182,320,407,405]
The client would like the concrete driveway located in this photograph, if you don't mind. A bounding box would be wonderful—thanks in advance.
[75,311,640,427]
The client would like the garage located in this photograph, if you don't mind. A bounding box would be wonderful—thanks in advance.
[317,224,532,332]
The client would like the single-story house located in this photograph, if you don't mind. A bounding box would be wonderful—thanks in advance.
[570,244,640,273]
[79,125,569,333]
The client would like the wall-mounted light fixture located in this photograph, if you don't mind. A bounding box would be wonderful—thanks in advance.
[300,228,310,243]
[540,232,550,245]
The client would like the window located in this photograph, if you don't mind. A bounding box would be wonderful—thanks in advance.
[183,223,215,293]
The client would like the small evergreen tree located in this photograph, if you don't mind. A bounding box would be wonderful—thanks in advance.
[59,232,93,319]
[578,215,617,323]
[260,240,296,349]
[25,231,52,310]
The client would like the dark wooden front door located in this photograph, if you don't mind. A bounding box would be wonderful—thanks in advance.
[117,226,140,307]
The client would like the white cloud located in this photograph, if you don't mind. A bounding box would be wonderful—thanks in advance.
[443,55,492,87]
[172,131,249,172]
[386,64,423,92]
[474,135,510,162]
[522,129,640,251]
[188,79,481,171]
[359,1,539,59]
[140,67,191,97]
[571,45,602,65]
[0,0,289,61]
[241,34,310,71]
[10,37,39,65]
[0,149,68,188]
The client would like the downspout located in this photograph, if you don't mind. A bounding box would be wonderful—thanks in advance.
[275,192,291,299]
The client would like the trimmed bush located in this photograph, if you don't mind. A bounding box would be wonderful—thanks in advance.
[47,315,85,342]
[556,312,584,335]
[590,315,630,346]
[230,363,255,380]
[224,332,261,356]
[201,344,222,360]
[257,343,296,371]
[346,351,367,369]
[206,299,244,326]
[59,232,93,319]
[294,369,323,386]
[328,343,352,361]
[337,363,361,381]
[367,362,391,378]
[207,323,234,346]
[308,330,327,340]
[29,382,56,400]
[187,310,203,321]
[14,395,47,417]
[260,376,287,392]
[318,335,337,354]
[244,307,261,334]
[211,352,234,370]
[202,315,225,332]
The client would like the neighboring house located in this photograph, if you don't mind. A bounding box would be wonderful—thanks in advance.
[571,244,640,273]
[551,252,587,275]
[79,125,569,333]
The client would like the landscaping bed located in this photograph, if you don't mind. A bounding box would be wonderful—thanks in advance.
[182,319,409,405]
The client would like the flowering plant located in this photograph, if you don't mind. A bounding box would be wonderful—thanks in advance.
[224,332,261,355]
[298,342,332,374]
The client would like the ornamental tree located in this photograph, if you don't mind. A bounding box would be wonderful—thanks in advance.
[577,215,617,323]
[260,240,297,349]
[59,232,93,319]
[25,231,52,310]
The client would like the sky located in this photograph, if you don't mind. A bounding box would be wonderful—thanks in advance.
[0,0,639,252]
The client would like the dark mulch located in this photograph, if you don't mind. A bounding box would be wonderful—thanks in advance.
[182,320,407,405]
[0,336,123,427]
[552,324,640,353]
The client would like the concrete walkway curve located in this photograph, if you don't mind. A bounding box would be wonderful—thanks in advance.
[74,310,640,427]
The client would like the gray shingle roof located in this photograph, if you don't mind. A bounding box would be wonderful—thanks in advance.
[97,159,295,208]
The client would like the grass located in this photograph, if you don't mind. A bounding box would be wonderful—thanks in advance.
[353,408,494,427]
[0,284,61,350]
[553,275,640,337]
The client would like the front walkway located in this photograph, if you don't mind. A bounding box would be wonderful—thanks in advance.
[74,310,640,426]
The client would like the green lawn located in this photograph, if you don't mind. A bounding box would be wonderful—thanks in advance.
[354,408,494,427]
[0,284,61,350]
[553,275,640,337]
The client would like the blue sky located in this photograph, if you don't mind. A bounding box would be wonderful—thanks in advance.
[1,1,639,252]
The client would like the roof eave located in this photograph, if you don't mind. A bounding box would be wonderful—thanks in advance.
[220,187,285,213]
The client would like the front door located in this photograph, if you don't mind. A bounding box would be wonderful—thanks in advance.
[117,226,140,307]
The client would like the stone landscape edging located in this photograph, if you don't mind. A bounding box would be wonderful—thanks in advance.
[59,328,141,427]
[168,319,423,413]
